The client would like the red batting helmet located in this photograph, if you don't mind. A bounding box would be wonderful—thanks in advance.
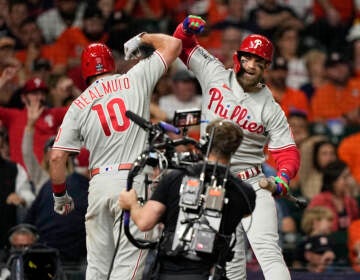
[233,34,273,73]
[23,77,48,94]
[81,43,115,81]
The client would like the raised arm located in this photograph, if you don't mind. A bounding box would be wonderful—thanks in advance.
[124,33,182,67]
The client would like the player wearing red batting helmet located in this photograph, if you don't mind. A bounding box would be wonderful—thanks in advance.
[233,34,273,73]
[81,43,115,84]
[173,15,299,280]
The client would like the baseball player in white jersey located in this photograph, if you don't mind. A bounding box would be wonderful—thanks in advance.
[171,16,300,279]
[49,35,181,280]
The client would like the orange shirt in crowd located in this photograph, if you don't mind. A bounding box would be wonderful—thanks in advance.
[271,87,312,120]
[15,44,65,70]
[313,0,355,23]
[54,27,108,68]
[338,132,360,184]
[311,79,360,122]
[348,220,360,272]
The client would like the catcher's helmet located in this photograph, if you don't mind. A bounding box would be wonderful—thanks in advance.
[233,34,273,73]
[81,43,115,81]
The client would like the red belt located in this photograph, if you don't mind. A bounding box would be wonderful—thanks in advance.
[90,163,133,178]
[237,165,262,180]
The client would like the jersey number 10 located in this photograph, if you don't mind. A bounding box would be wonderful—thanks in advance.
[91,98,130,136]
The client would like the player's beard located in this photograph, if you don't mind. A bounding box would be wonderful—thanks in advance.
[236,69,263,92]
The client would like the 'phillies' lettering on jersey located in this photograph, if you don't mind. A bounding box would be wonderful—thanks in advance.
[74,77,131,110]
[187,45,296,172]
[208,87,264,134]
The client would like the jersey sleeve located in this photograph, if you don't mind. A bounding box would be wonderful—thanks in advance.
[187,46,228,90]
[52,105,81,153]
[127,51,167,99]
[264,95,300,178]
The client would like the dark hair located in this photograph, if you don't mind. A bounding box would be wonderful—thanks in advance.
[205,119,243,159]
[313,140,337,171]
[8,223,39,243]
[321,160,347,192]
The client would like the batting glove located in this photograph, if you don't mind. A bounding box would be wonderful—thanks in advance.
[53,191,75,215]
[273,172,290,196]
[182,15,206,35]
[123,32,146,60]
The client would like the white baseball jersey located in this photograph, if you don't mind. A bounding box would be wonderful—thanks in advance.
[187,46,296,173]
[53,51,167,169]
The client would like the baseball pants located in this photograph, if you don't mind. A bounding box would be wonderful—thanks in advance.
[85,171,149,280]
[226,175,291,280]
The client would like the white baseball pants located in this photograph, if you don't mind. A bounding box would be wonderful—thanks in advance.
[226,175,291,280]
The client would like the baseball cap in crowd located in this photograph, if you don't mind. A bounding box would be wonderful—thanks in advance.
[172,69,196,82]
[23,77,49,94]
[271,56,288,71]
[304,235,334,254]
[325,51,348,67]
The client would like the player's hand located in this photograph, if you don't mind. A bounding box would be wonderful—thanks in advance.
[182,15,206,35]
[274,172,290,196]
[119,189,138,210]
[53,191,74,215]
[123,32,146,61]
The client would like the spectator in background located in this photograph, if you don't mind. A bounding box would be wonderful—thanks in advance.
[338,131,360,185]
[0,34,23,106]
[36,0,85,44]
[0,76,67,167]
[299,138,338,200]
[300,48,327,102]
[215,25,243,69]
[273,25,308,90]
[47,74,81,108]
[0,127,34,250]
[308,160,358,232]
[55,5,108,72]
[158,69,202,122]
[24,148,89,266]
[311,51,360,139]
[294,206,335,271]
[264,56,311,119]
[212,0,252,33]
[301,234,336,272]
[15,17,66,77]
[5,1,28,50]
[54,5,109,92]
[307,0,355,50]
[308,160,359,266]
[247,0,303,40]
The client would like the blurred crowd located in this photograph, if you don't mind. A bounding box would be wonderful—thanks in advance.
[2,0,360,278]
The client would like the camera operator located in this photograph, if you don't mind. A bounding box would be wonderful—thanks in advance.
[0,224,38,280]
[119,119,256,280]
